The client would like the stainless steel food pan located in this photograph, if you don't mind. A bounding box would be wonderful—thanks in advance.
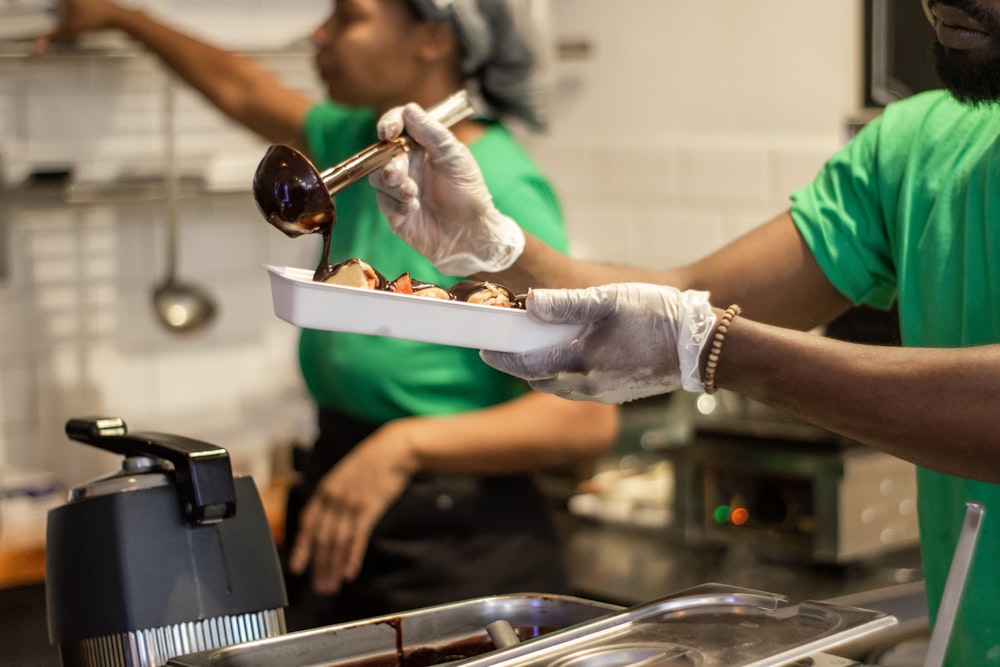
[167,593,620,667]
[168,584,895,667]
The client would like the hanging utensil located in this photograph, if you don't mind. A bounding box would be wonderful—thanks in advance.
[152,74,218,334]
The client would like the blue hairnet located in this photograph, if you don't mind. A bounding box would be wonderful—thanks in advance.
[408,0,554,131]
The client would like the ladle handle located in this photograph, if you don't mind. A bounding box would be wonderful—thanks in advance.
[320,139,409,198]
[320,89,475,197]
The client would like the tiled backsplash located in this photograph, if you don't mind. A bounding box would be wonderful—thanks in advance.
[0,1,863,488]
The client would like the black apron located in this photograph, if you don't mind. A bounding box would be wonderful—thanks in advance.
[284,408,570,630]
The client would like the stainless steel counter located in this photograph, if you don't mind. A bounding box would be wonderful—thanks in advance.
[559,512,923,608]
[558,512,928,662]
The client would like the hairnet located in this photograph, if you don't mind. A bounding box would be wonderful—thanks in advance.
[408,0,555,131]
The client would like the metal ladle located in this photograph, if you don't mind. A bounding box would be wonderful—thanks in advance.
[152,76,217,334]
[251,89,475,238]
[486,620,521,650]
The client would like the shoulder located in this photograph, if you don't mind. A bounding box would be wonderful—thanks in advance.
[303,102,378,168]
[880,89,969,125]
[471,123,568,251]
[471,123,555,199]
[472,124,543,177]
[872,90,997,154]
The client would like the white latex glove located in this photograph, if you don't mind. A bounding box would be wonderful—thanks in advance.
[371,103,525,275]
[481,284,717,403]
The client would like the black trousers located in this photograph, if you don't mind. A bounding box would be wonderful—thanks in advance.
[283,408,570,630]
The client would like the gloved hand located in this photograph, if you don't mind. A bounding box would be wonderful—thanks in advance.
[481,284,717,403]
[371,103,525,275]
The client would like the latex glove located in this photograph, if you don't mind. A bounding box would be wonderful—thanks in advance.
[481,284,717,404]
[288,421,417,595]
[370,103,525,275]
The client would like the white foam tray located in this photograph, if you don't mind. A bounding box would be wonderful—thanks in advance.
[266,265,582,352]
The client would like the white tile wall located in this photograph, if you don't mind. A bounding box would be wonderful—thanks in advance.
[0,0,864,486]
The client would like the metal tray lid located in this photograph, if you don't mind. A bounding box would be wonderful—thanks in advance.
[167,585,894,667]
[455,583,896,667]
[167,593,621,667]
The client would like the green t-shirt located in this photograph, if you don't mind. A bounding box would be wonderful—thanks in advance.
[299,102,568,425]
[790,90,1000,665]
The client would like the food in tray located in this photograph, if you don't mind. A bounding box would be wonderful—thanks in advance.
[320,257,525,309]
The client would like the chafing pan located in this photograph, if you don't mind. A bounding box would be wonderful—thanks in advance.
[168,584,895,667]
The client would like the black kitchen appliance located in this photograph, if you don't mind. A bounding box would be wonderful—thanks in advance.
[45,417,287,667]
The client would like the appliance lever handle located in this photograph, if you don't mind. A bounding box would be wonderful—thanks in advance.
[65,416,237,525]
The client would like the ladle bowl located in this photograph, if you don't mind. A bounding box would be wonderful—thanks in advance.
[252,90,476,236]
[252,144,336,237]
[153,279,218,333]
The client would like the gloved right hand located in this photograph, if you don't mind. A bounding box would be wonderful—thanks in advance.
[481,283,717,404]
[371,103,525,276]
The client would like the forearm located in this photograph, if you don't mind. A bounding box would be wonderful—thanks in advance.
[111,7,311,143]
[475,233,674,293]
[391,392,619,475]
[480,213,852,337]
[711,314,1000,481]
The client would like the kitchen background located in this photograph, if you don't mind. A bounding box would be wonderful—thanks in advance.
[0,0,861,529]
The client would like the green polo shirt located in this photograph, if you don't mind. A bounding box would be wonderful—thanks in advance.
[299,102,568,424]
[791,89,1000,665]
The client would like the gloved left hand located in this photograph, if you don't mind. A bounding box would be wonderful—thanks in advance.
[481,284,717,403]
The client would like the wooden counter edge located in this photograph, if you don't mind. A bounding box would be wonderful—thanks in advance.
[0,478,291,590]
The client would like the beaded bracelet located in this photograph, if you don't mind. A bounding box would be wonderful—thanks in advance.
[703,304,742,395]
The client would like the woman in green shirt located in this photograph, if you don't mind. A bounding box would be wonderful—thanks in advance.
[41,0,619,627]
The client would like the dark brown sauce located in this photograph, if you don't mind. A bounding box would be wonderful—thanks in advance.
[446,280,518,306]
[319,260,524,309]
[313,219,338,282]
[325,625,557,667]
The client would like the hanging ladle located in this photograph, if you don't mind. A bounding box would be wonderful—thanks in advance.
[251,90,475,279]
[152,75,218,334]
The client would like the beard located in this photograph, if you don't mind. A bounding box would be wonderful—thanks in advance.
[934,41,1000,105]
[930,0,1000,105]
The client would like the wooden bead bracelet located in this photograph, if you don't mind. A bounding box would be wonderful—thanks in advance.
[703,304,741,395]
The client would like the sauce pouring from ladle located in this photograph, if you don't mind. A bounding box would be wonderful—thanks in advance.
[252,90,475,281]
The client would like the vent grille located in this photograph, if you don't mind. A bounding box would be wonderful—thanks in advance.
[60,608,286,667]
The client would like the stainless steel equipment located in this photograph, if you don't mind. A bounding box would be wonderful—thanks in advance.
[167,584,895,667]
[667,391,919,564]
[45,417,287,667]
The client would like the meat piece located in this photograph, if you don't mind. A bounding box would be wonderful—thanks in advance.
[321,258,387,289]
[447,280,522,308]
[411,279,453,300]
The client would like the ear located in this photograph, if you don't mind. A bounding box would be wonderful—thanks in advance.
[921,0,934,26]
[416,20,460,64]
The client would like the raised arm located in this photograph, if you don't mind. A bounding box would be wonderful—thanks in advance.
[372,104,851,331]
[38,0,313,144]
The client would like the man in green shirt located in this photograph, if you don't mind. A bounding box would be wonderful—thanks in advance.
[371,0,1000,662]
